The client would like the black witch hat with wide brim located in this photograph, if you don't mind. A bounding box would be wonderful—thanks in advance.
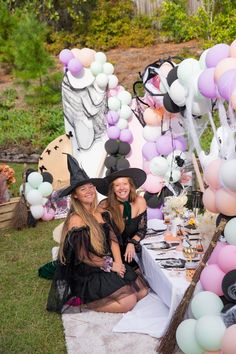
[95,168,147,196]
[59,154,102,197]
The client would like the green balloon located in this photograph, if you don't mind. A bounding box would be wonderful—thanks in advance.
[176,319,204,354]
[191,291,224,319]
[195,315,226,351]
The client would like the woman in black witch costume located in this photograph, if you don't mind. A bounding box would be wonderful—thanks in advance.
[96,168,147,269]
[47,154,148,313]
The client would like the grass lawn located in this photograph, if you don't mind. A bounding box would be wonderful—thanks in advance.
[0,216,66,353]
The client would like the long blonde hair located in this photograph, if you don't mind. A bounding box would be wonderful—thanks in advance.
[59,193,105,264]
[107,177,137,232]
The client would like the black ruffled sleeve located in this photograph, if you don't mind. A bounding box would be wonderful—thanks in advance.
[135,210,147,240]
[102,211,123,246]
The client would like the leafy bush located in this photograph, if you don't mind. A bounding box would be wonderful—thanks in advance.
[0,88,18,109]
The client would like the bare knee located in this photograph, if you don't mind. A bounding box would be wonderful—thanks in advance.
[119,293,137,312]
[137,286,149,301]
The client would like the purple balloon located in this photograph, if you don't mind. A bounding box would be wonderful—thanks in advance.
[119,129,133,143]
[147,207,163,220]
[107,126,120,139]
[173,136,187,152]
[142,142,159,161]
[59,49,74,66]
[68,58,83,76]
[106,111,119,125]
[206,43,230,68]
[217,69,236,101]
[156,135,175,156]
[198,68,217,99]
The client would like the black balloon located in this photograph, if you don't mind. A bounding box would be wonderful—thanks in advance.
[166,66,178,86]
[105,139,119,154]
[144,192,161,208]
[163,93,184,113]
[104,155,117,169]
[42,171,53,184]
[116,158,130,170]
[118,141,131,156]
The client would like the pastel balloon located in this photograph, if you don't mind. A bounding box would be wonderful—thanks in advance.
[117,91,132,105]
[191,291,224,320]
[156,134,175,156]
[142,142,158,161]
[116,118,128,130]
[159,61,174,77]
[143,160,151,174]
[149,156,169,177]
[177,58,201,85]
[143,174,164,194]
[59,49,74,65]
[173,136,187,151]
[206,43,230,68]
[176,319,204,354]
[119,129,133,143]
[203,159,222,190]
[106,110,119,125]
[107,125,120,139]
[208,242,226,265]
[28,172,43,188]
[147,207,163,220]
[24,182,33,196]
[195,315,226,351]
[30,205,44,219]
[221,324,236,354]
[198,68,217,99]
[68,58,83,76]
[95,51,107,64]
[90,61,103,76]
[169,79,186,106]
[219,159,236,192]
[230,88,236,110]
[215,188,236,216]
[224,218,236,245]
[71,48,80,59]
[217,245,236,273]
[200,264,225,296]
[77,47,95,67]
[230,39,236,57]
[192,98,211,116]
[217,69,236,101]
[199,49,209,70]
[214,57,236,82]
[26,189,43,206]
[103,62,114,75]
[202,187,218,213]
[38,182,53,197]
[143,125,161,142]
[108,75,119,89]
[143,108,162,126]
[108,97,121,111]
[42,207,55,221]
[95,73,109,89]
[119,105,132,120]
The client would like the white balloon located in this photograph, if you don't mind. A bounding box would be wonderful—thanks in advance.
[42,197,48,206]
[108,75,119,89]
[169,79,187,106]
[192,98,211,116]
[95,73,109,89]
[116,118,128,130]
[38,182,53,197]
[30,205,44,219]
[95,51,107,64]
[224,217,236,245]
[199,49,209,70]
[159,81,167,93]
[149,156,169,177]
[90,61,103,76]
[108,97,121,111]
[164,168,181,183]
[177,58,201,86]
[219,159,236,191]
[26,189,43,206]
[119,105,132,120]
[117,91,132,105]
[103,62,114,75]
[28,172,43,188]
[143,125,162,142]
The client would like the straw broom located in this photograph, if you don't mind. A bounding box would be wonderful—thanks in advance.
[11,163,28,230]
[157,218,227,354]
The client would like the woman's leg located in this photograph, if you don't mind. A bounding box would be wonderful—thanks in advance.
[87,292,137,313]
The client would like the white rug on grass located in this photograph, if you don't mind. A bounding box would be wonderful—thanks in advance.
[62,308,158,354]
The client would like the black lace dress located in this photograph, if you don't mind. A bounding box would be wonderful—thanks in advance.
[47,212,138,313]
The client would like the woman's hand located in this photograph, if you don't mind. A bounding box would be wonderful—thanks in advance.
[124,243,135,263]
[112,262,126,278]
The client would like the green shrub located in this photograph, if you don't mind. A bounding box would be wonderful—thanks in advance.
[0,88,18,109]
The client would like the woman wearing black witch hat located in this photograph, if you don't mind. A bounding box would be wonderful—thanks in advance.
[47,154,148,313]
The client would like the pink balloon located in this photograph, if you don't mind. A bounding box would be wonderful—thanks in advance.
[200,264,225,296]
[215,58,236,82]
[142,142,158,161]
[221,324,236,354]
[147,207,163,220]
[217,245,236,273]
[198,68,217,99]
[77,47,95,67]
[156,134,175,156]
[143,160,151,174]
[203,159,223,190]
[59,49,74,66]
[215,188,236,216]
[206,43,230,68]
[202,187,219,213]
[68,58,83,76]
[143,174,164,194]
[107,126,120,139]
[42,207,55,221]
[143,108,162,126]
[119,129,133,143]
[217,69,236,101]
[208,242,226,265]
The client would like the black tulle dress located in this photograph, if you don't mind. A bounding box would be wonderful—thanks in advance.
[47,212,138,313]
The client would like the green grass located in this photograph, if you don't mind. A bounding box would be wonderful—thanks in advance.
[0,219,66,354]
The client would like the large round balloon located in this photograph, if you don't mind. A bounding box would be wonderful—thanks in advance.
[219,159,236,192]
[224,218,236,245]
[200,264,225,296]
[195,315,226,351]
[205,43,230,68]
[221,324,236,354]
[176,319,204,354]
[191,291,224,320]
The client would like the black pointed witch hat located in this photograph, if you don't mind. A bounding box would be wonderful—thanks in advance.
[59,154,102,197]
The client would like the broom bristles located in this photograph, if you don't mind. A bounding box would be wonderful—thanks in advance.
[11,195,28,230]
[157,218,227,354]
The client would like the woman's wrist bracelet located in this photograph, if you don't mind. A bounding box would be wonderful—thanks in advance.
[101,256,113,272]
[127,238,140,246]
